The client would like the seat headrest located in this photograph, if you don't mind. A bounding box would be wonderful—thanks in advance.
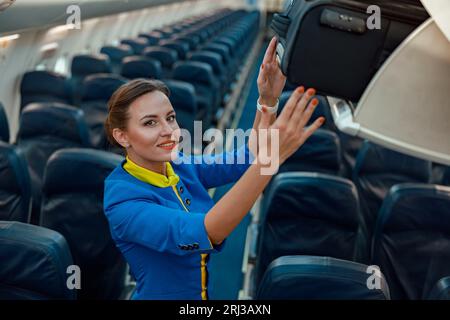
[172,61,215,86]
[120,56,162,80]
[0,221,75,300]
[355,141,432,181]
[202,43,230,62]
[142,46,178,68]
[138,34,160,46]
[172,35,199,50]
[17,103,91,146]
[43,148,123,194]
[164,80,197,113]
[0,102,9,142]
[159,40,190,59]
[257,255,390,300]
[81,73,127,102]
[283,128,341,173]
[120,38,148,55]
[188,51,223,73]
[264,172,359,227]
[376,183,450,235]
[100,45,133,63]
[20,71,68,99]
[71,54,111,77]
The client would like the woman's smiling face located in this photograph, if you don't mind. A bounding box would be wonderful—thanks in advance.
[115,90,180,168]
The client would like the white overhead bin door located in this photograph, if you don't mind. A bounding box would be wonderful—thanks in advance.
[330,1,450,166]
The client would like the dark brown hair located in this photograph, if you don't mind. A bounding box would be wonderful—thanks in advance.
[104,78,170,148]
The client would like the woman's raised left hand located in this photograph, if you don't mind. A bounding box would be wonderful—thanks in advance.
[257,36,287,107]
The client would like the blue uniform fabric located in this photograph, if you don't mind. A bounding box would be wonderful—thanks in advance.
[104,146,253,300]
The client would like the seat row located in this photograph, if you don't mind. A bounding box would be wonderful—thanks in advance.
[252,168,450,300]
[19,10,260,134]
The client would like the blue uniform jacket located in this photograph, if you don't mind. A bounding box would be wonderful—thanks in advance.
[104,146,253,300]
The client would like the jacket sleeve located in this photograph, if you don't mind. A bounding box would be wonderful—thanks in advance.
[105,199,225,256]
[193,144,255,189]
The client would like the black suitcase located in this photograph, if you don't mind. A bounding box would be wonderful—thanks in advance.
[271,0,429,102]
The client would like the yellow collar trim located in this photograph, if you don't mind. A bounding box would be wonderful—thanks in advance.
[123,156,179,188]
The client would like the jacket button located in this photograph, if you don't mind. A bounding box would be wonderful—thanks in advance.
[185,198,191,206]
[179,186,184,194]
[193,243,199,249]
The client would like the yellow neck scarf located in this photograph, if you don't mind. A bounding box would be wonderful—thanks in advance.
[123,156,179,188]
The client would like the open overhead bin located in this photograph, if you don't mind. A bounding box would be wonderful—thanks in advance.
[330,0,450,165]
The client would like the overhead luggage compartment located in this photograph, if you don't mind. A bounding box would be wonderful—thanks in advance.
[329,0,450,166]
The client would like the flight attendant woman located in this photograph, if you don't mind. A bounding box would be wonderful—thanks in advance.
[103,38,324,300]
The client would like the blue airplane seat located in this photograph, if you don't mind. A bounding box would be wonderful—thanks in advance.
[172,35,200,51]
[164,79,197,137]
[80,74,127,149]
[71,53,111,79]
[255,172,368,287]
[172,61,220,129]
[278,128,342,175]
[0,102,9,142]
[70,54,112,105]
[16,102,91,224]
[257,256,390,300]
[201,43,233,82]
[0,141,32,223]
[143,46,178,78]
[0,221,76,300]
[353,141,432,238]
[138,33,160,46]
[188,51,228,98]
[20,71,70,111]
[120,56,162,80]
[100,44,134,73]
[120,38,149,55]
[159,40,190,60]
[372,183,450,300]
[40,148,128,300]
[278,91,335,131]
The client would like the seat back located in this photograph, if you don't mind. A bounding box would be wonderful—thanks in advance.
[71,54,111,79]
[0,142,31,222]
[40,148,127,300]
[257,256,390,300]
[172,61,216,87]
[80,74,127,148]
[20,71,70,111]
[372,184,450,299]
[159,40,190,60]
[278,128,341,175]
[164,80,197,135]
[120,38,148,55]
[0,221,76,300]
[100,45,133,73]
[353,141,432,236]
[120,56,162,80]
[70,54,112,105]
[16,102,91,224]
[256,172,367,286]
[143,46,178,77]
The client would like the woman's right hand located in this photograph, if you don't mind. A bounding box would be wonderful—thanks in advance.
[257,86,325,168]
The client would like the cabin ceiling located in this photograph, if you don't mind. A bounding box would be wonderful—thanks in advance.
[0,0,191,34]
